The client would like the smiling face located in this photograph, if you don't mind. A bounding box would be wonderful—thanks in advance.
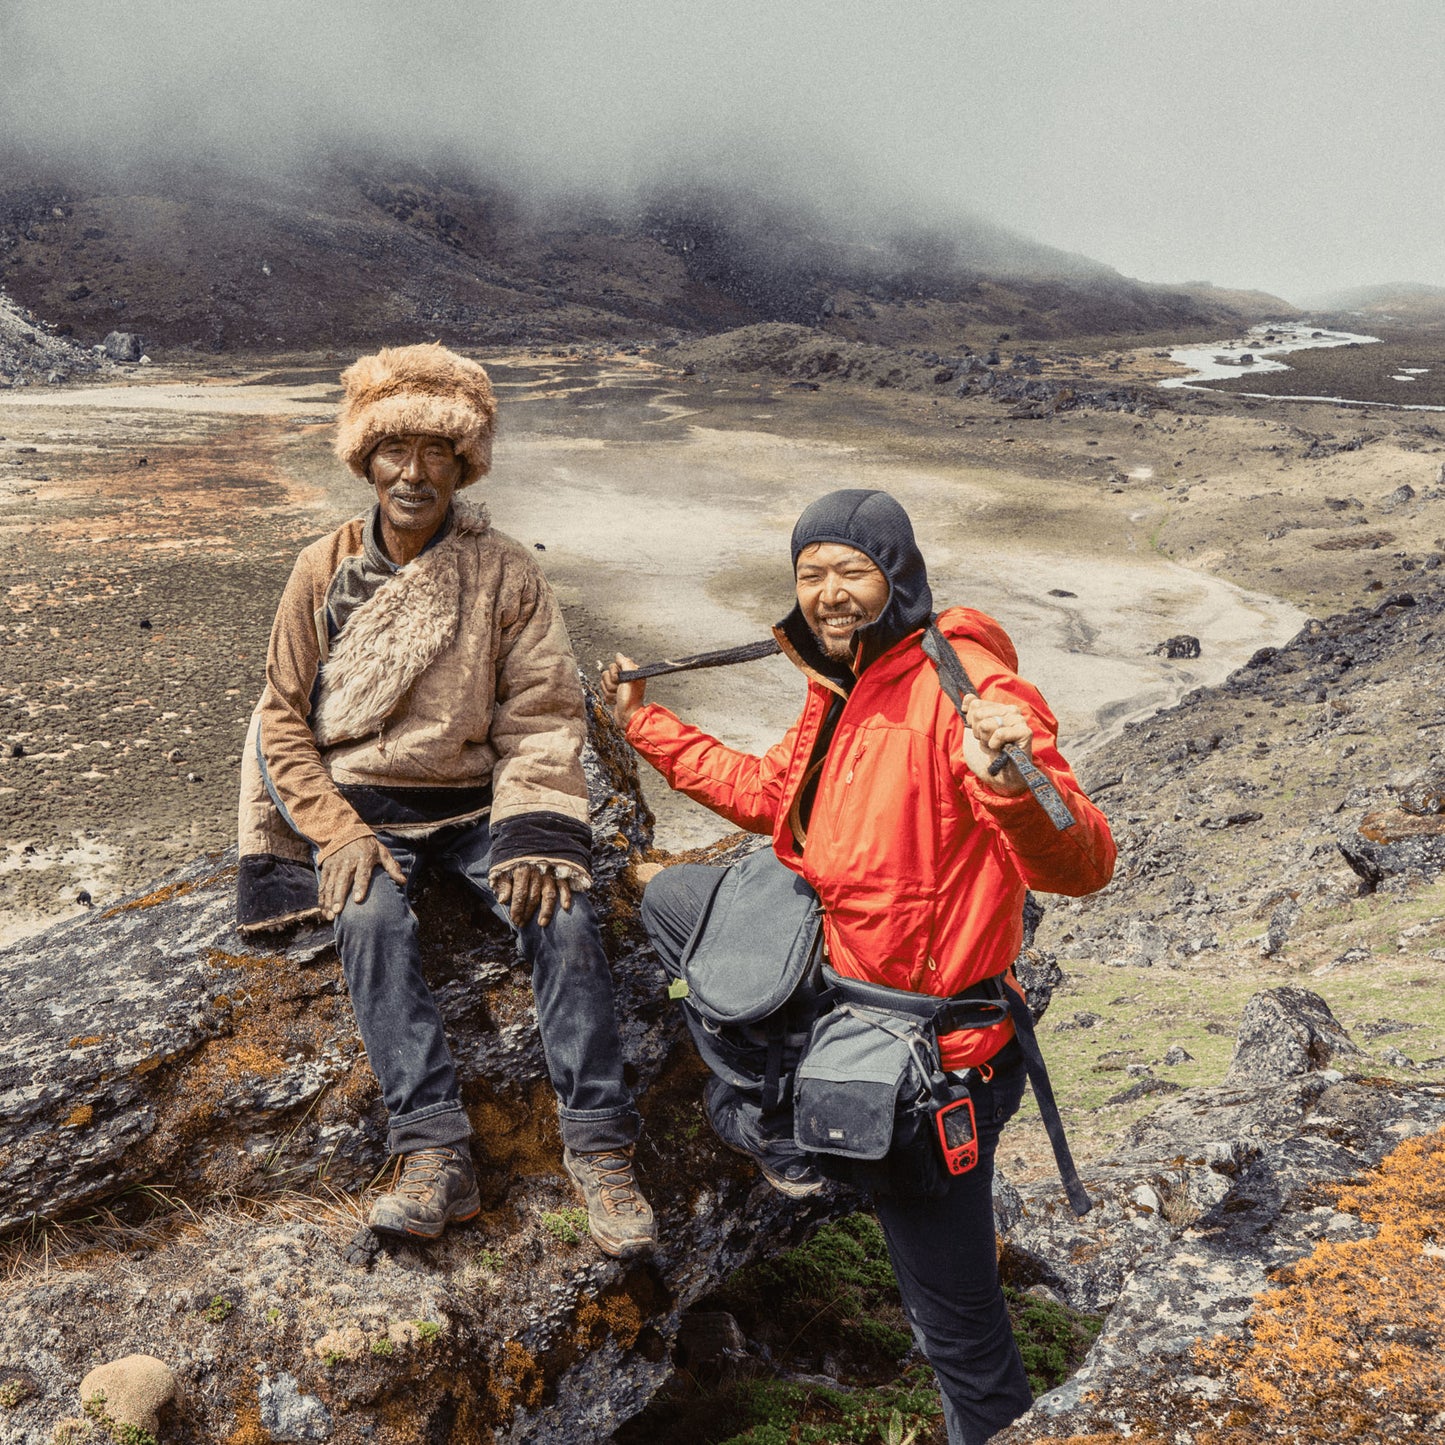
[367,433,463,555]
[795,541,890,662]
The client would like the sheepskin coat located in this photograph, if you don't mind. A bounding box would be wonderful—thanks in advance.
[248,502,590,869]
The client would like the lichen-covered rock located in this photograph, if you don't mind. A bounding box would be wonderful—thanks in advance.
[1224,986,1362,1086]
[0,687,852,1444]
[258,1371,333,1441]
[78,1355,176,1439]
[995,1075,1445,1443]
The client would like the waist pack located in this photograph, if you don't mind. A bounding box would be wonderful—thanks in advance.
[794,965,1020,1199]
[672,850,1091,1214]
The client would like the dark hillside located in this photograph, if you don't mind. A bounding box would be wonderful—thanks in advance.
[0,157,1294,354]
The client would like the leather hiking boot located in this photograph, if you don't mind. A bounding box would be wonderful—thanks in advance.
[563,1146,657,1260]
[368,1145,481,1241]
[705,1077,825,1199]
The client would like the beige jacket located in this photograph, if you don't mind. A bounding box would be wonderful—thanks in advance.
[256,501,589,864]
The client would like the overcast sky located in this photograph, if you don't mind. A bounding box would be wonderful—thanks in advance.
[2,0,1440,302]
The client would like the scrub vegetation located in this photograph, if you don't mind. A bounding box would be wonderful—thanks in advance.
[617,1213,1102,1445]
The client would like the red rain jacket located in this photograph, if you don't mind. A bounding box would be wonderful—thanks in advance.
[626,606,1117,1069]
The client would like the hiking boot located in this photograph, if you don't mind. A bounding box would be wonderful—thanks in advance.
[704,1078,825,1199]
[368,1145,481,1241]
[563,1145,657,1259]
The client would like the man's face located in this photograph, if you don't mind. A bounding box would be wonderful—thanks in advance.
[795,542,890,661]
[368,433,463,538]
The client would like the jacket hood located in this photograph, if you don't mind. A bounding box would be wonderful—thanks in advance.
[776,489,934,684]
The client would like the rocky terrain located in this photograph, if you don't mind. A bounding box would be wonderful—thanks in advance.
[3,290,1445,1439]
[0,697,854,1445]
[0,159,1292,356]
[0,289,112,386]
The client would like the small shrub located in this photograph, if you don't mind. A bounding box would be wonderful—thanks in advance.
[541,1207,589,1245]
[475,1247,504,1273]
[1005,1286,1104,1395]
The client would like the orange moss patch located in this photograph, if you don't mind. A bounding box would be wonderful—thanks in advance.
[465,1080,562,1186]
[224,1405,273,1445]
[222,1040,288,1079]
[1195,1126,1445,1439]
[1023,1129,1445,1445]
[498,1340,543,1412]
[100,877,201,917]
[64,1105,93,1128]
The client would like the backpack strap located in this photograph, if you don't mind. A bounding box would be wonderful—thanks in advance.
[921,620,1077,832]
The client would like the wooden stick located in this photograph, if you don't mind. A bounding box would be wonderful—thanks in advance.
[615,638,782,682]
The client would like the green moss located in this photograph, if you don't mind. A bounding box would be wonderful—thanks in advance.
[1005,1286,1105,1395]
[78,1393,157,1445]
[370,1338,394,1358]
[0,1378,30,1408]
[715,1368,941,1445]
[414,1320,442,1344]
[201,1295,233,1324]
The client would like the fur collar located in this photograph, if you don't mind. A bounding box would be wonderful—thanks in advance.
[311,502,490,747]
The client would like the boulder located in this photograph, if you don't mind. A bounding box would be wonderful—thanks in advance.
[1152,634,1201,660]
[78,1355,177,1440]
[996,1070,1445,1443]
[101,330,144,362]
[1224,986,1363,1085]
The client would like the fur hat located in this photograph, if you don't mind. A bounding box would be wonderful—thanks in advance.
[335,343,497,487]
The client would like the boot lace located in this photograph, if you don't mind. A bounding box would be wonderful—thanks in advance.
[582,1150,645,1217]
[392,1146,456,1200]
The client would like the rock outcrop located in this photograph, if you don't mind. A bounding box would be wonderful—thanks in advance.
[0,690,841,1444]
[993,989,1445,1443]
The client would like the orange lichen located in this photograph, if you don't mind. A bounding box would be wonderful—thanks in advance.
[1194,1126,1445,1438]
[67,1035,103,1049]
[64,1106,93,1128]
[99,877,201,917]
[1024,1129,1445,1445]
[498,1340,543,1412]
[223,1405,273,1445]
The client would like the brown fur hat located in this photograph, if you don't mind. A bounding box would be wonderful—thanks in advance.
[335,343,497,487]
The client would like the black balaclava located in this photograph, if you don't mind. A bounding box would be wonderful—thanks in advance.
[777,488,934,689]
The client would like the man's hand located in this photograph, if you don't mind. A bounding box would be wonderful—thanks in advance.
[599,653,646,731]
[961,695,1032,797]
[319,835,407,920]
[493,862,574,929]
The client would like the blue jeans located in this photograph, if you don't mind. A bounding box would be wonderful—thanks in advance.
[331,820,641,1156]
[642,860,1032,1445]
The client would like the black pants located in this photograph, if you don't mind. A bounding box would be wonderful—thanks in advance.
[642,861,1034,1445]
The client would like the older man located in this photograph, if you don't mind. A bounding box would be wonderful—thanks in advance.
[238,343,654,1258]
[603,489,1115,1442]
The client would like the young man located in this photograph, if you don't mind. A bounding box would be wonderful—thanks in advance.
[602,488,1115,1441]
[239,343,654,1259]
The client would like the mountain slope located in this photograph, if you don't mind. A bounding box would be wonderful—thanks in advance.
[0,158,1295,352]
